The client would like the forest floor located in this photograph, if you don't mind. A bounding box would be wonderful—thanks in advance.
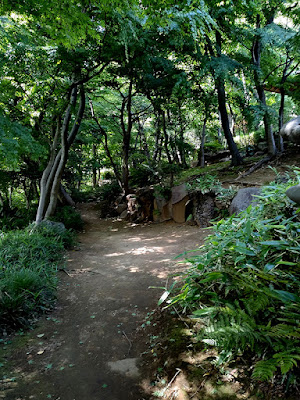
[0,204,207,400]
[1,151,300,400]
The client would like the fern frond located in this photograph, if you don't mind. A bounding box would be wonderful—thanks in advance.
[252,358,278,381]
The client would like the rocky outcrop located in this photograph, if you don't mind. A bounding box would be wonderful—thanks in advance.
[192,192,215,227]
[229,187,261,215]
[280,116,300,144]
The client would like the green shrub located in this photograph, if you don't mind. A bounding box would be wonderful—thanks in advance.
[0,206,37,232]
[49,205,84,231]
[0,223,69,333]
[130,164,158,187]
[168,170,300,387]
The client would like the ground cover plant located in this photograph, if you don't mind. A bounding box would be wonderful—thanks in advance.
[168,169,300,392]
[0,223,73,334]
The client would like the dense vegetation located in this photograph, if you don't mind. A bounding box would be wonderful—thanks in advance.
[0,223,74,334]
[167,170,300,389]
[0,0,299,226]
[0,0,299,392]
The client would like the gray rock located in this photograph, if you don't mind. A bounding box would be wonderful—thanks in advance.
[43,220,66,229]
[280,116,300,144]
[286,184,300,205]
[229,187,261,215]
[116,203,127,214]
[171,183,188,205]
[120,210,128,219]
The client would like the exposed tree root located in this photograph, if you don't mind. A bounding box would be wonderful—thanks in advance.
[235,155,273,180]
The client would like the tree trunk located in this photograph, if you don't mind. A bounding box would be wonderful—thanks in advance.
[89,98,123,189]
[153,112,162,162]
[199,117,207,168]
[92,144,97,187]
[214,30,243,166]
[278,87,285,152]
[35,84,85,223]
[178,104,187,167]
[252,14,277,156]
[121,79,133,195]
[162,110,173,164]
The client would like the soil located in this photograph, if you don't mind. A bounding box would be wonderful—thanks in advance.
[0,204,207,400]
[1,150,299,400]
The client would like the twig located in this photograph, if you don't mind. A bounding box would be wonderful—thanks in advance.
[235,156,272,180]
[59,268,71,277]
[172,306,190,329]
[163,368,182,398]
[122,331,132,355]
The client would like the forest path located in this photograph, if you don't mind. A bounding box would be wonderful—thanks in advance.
[3,203,207,400]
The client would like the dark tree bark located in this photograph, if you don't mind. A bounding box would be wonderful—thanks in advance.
[252,14,277,156]
[199,117,207,168]
[162,110,173,164]
[206,31,243,166]
[153,111,162,162]
[120,79,133,195]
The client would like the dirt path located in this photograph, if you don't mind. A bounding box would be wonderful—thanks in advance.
[2,204,207,400]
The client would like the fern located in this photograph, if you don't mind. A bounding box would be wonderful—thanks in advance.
[252,358,278,381]
[253,351,300,380]
[171,172,300,385]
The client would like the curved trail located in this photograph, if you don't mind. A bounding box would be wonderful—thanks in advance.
[4,204,206,400]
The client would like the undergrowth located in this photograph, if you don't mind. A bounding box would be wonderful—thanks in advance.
[167,168,300,391]
[0,223,73,334]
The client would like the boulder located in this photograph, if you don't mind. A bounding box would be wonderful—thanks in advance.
[280,116,300,144]
[153,198,172,222]
[286,184,300,205]
[39,220,66,233]
[171,184,188,205]
[229,187,261,215]
[116,203,127,214]
[172,195,189,223]
[126,194,139,221]
[135,187,154,221]
[192,193,215,227]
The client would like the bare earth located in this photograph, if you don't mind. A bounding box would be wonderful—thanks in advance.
[2,204,207,400]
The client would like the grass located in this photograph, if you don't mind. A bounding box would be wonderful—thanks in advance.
[0,223,73,334]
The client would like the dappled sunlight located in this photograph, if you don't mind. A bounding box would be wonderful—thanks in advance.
[105,251,127,257]
[129,246,164,255]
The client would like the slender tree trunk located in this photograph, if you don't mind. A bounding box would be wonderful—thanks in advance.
[199,116,207,168]
[92,144,97,187]
[162,110,172,164]
[178,104,187,167]
[121,79,133,195]
[278,87,285,152]
[89,98,123,189]
[252,14,277,156]
[45,85,85,218]
[35,83,85,223]
[153,112,162,162]
[138,119,151,161]
[213,30,243,166]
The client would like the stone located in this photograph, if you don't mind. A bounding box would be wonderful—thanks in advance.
[286,184,300,205]
[172,195,189,223]
[280,116,300,144]
[153,198,172,222]
[135,187,154,221]
[171,184,188,205]
[229,187,261,215]
[193,194,215,227]
[116,203,127,214]
[120,210,128,219]
[40,220,66,233]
